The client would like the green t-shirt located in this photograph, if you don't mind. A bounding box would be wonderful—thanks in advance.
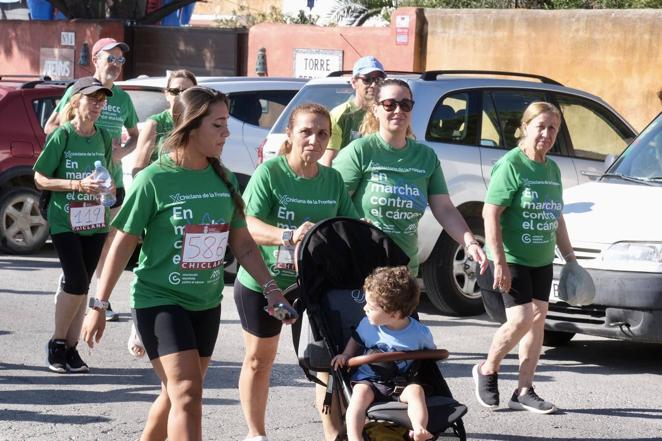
[237,155,359,292]
[33,123,113,235]
[56,84,139,188]
[334,133,449,275]
[112,156,247,311]
[485,147,563,267]
[328,97,366,151]
[148,110,174,163]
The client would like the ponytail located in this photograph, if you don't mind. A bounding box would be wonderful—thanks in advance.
[207,157,245,218]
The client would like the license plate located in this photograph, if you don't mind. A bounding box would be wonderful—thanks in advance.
[549,280,560,303]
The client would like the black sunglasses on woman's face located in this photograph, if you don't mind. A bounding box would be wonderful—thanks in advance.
[166,88,187,96]
[379,98,415,112]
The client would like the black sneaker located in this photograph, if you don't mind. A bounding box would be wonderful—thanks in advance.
[105,303,119,322]
[47,339,68,373]
[66,344,90,373]
[472,362,499,409]
[508,387,557,414]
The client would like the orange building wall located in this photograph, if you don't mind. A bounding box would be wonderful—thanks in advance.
[247,8,425,77]
[0,20,125,79]
[424,9,662,131]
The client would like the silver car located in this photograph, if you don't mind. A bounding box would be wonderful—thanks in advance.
[262,71,636,316]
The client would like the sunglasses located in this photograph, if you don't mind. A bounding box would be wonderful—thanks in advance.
[358,75,385,86]
[105,55,126,65]
[166,88,188,96]
[379,98,415,113]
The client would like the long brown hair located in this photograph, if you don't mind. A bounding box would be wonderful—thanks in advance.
[360,78,414,139]
[278,103,332,155]
[163,86,245,217]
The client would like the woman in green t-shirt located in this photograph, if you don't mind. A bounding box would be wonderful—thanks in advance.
[234,103,359,441]
[473,102,577,415]
[131,69,197,176]
[334,79,487,277]
[33,77,114,375]
[81,87,285,440]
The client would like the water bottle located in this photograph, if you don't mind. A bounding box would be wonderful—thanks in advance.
[93,160,116,207]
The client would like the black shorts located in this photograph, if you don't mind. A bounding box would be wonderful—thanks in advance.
[478,261,553,308]
[51,232,107,295]
[352,376,431,402]
[132,304,221,360]
[234,280,284,338]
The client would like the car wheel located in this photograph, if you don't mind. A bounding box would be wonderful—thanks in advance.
[422,216,485,316]
[543,330,575,346]
[0,187,50,255]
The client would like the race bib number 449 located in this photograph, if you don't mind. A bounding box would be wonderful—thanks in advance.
[69,202,105,232]
[181,224,229,270]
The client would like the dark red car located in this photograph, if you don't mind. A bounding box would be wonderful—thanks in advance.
[0,76,66,254]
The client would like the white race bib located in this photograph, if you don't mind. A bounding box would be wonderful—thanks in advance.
[275,245,295,271]
[181,224,229,270]
[69,202,105,232]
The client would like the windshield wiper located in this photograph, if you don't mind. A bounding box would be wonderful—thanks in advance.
[599,173,656,185]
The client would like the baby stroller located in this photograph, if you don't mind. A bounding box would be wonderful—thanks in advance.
[291,217,467,441]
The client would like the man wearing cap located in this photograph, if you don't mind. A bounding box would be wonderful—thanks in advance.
[45,37,139,322]
[319,56,385,167]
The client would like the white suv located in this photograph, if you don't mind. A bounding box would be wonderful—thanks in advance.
[118,76,307,190]
[261,71,636,316]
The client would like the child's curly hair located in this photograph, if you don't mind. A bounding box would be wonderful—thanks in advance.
[363,266,419,318]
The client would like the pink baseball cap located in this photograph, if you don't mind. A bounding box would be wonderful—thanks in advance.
[92,38,130,57]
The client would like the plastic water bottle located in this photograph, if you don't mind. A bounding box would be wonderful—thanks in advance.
[93,160,116,207]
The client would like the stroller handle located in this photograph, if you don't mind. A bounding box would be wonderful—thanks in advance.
[347,349,449,368]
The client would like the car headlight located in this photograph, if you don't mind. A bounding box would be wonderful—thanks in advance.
[602,242,662,263]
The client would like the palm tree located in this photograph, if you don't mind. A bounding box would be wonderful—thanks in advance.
[326,0,394,26]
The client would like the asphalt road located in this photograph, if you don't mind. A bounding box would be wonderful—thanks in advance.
[1,245,661,441]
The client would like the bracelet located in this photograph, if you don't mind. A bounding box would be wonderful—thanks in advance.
[563,251,575,260]
[78,180,83,193]
[262,279,280,298]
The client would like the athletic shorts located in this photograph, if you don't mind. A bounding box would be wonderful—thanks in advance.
[234,280,285,338]
[51,232,107,295]
[132,304,221,360]
[478,261,553,308]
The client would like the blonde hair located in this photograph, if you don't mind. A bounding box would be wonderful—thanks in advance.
[58,93,82,125]
[359,78,414,139]
[278,103,331,155]
[518,101,562,145]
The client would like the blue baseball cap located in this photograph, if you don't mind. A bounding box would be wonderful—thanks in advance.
[352,56,385,77]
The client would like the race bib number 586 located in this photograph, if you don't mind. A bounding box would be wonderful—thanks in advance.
[181,224,229,270]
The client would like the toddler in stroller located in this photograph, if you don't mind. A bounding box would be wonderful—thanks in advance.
[294,217,467,441]
[331,266,436,441]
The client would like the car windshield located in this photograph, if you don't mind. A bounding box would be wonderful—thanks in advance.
[605,113,662,185]
[271,83,353,133]
[123,89,168,121]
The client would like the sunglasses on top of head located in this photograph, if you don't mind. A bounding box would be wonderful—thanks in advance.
[379,98,415,113]
[358,75,385,86]
[104,55,126,65]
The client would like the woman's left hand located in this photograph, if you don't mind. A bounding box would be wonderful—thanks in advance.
[264,290,298,325]
[468,243,488,274]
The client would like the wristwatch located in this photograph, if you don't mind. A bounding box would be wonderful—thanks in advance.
[281,229,295,247]
[88,298,110,311]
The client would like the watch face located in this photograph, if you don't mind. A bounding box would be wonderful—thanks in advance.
[282,230,293,241]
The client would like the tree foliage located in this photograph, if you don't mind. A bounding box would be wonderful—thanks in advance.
[215,5,317,28]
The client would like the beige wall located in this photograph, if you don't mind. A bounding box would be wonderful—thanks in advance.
[424,9,662,131]
[196,0,281,16]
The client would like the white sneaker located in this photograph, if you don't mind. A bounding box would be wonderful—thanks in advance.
[127,323,145,358]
